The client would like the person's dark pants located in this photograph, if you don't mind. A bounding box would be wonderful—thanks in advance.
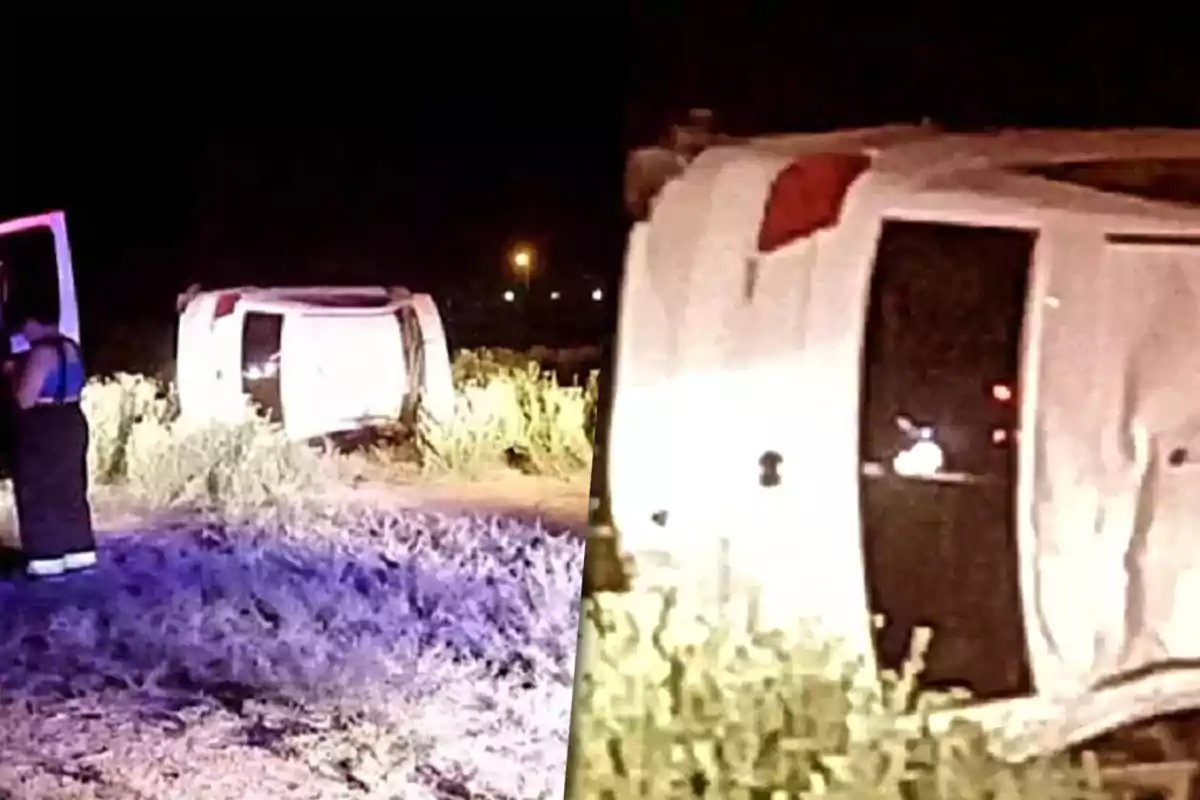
[13,403,95,559]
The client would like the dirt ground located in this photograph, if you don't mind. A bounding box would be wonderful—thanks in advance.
[66,470,592,540]
[322,471,591,533]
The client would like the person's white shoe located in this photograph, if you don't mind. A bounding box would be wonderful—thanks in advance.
[62,550,98,572]
[26,557,65,578]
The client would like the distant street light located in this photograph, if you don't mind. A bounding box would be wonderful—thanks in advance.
[550,290,561,300]
[591,288,603,302]
[503,289,515,303]
[509,244,535,289]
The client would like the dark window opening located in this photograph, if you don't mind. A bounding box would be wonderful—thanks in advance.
[858,219,1035,700]
[0,225,62,479]
[860,223,1030,474]
[0,226,62,348]
[241,311,283,424]
[1016,159,1200,208]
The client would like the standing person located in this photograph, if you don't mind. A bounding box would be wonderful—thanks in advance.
[10,310,96,578]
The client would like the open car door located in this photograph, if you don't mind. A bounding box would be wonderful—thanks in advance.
[0,211,81,354]
[0,211,82,477]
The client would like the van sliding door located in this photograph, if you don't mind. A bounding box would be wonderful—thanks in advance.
[859,220,1035,699]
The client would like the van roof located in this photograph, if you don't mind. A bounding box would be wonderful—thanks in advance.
[189,285,419,315]
[750,126,1200,184]
[652,125,1200,229]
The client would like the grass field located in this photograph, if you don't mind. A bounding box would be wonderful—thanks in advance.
[0,489,586,800]
[0,348,597,800]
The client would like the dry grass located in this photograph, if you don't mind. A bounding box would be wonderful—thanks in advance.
[0,505,584,800]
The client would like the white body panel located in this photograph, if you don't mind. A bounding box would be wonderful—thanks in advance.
[176,285,454,440]
[280,311,407,440]
[608,127,1200,756]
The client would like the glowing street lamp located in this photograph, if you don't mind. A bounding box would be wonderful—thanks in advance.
[550,290,561,300]
[509,244,535,289]
[591,288,604,302]
[503,289,515,303]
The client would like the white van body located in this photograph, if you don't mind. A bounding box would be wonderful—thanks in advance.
[176,285,454,441]
[0,210,81,354]
[607,126,1200,758]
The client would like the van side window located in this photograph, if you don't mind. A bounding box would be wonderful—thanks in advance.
[860,220,1035,476]
[242,311,283,422]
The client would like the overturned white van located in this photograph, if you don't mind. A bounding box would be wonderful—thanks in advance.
[603,124,1200,765]
[175,285,454,441]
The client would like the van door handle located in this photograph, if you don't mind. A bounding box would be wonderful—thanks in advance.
[759,451,783,487]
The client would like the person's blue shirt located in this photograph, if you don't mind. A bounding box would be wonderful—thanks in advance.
[35,339,85,403]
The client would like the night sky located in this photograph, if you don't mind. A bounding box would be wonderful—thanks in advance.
[1,16,627,369]
[1,12,1197,372]
[629,11,1200,135]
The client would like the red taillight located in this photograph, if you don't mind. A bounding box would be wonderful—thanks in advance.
[757,152,871,253]
[213,292,240,320]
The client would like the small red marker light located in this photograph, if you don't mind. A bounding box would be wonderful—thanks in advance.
[213,292,241,320]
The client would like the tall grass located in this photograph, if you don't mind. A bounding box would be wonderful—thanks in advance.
[81,373,341,521]
[415,347,598,479]
[77,347,600,517]
[569,587,1102,800]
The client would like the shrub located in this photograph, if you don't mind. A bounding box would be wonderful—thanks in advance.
[583,367,600,445]
[567,587,1100,800]
[80,373,339,520]
[81,372,177,486]
[451,347,540,384]
[124,411,340,518]
[417,348,598,479]
[77,344,602,509]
